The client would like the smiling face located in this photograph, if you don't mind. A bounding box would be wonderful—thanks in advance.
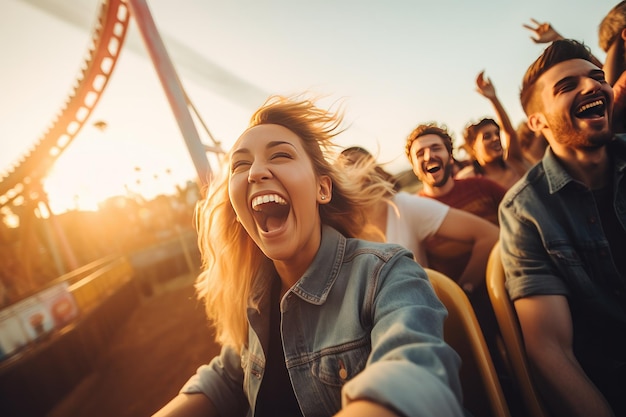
[409,134,453,191]
[530,59,614,152]
[472,123,503,165]
[228,124,330,273]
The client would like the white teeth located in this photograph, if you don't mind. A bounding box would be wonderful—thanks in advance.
[251,194,287,210]
[425,163,440,174]
[577,100,603,114]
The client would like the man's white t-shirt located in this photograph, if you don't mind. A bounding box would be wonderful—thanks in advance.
[386,192,449,266]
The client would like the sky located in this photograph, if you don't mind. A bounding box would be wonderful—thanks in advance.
[0,0,614,213]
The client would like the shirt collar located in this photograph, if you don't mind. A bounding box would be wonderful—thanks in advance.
[543,135,626,194]
[542,147,575,194]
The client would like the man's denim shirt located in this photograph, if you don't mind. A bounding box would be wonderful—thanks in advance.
[499,134,626,393]
[181,225,464,417]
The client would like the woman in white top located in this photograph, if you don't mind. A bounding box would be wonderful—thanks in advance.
[339,146,498,294]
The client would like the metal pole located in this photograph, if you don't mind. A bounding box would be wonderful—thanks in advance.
[126,0,212,187]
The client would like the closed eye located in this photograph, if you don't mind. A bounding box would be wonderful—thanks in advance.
[591,74,608,84]
[230,159,251,173]
[558,84,575,93]
[271,152,294,160]
[553,77,576,94]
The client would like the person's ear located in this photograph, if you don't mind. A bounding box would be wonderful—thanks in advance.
[318,175,332,204]
[527,112,547,133]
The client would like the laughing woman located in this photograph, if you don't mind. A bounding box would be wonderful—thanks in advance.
[152,96,464,417]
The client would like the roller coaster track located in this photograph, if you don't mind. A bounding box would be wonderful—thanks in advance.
[0,0,130,208]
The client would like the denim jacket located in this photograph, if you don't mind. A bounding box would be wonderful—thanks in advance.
[181,225,464,417]
[499,135,626,408]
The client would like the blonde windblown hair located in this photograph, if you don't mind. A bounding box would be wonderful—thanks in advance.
[194,95,375,350]
[336,146,400,242]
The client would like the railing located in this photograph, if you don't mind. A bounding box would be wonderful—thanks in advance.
[68,257,134,314]
[0,235,199,416]
[0,256,134,363]
[0,255,140,417]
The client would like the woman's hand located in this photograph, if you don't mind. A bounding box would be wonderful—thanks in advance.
[522,18,563,44]
[475,71,496,100]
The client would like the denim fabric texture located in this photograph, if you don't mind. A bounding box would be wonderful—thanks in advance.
[181,225,464,417]
[499,134,626,413]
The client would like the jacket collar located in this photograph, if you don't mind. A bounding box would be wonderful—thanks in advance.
[290,225,345,306]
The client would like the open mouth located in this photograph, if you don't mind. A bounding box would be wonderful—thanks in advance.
[575,99,605,119]
[251,193,289,233]
[425,163,441,174]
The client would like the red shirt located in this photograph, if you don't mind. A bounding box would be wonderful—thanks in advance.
[419,177,505,226]
[419,177,505,281]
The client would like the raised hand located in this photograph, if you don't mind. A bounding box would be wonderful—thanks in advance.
[522,18,563,44]
[475,71,496,100]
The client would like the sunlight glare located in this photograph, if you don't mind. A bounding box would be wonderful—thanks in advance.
[42,131,197,214]
[1,207,19,228]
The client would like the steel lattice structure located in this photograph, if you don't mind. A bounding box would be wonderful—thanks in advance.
[0,0,130,207]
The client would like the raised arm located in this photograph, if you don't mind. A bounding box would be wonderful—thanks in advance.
[515,295,615,417]
[475,71,524,162]
[612,71,626,133]
[522,18,604,68]
[341,249,464,417]
[523,18,564,44]
[603,31,626,86]
[433,207,498,293]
